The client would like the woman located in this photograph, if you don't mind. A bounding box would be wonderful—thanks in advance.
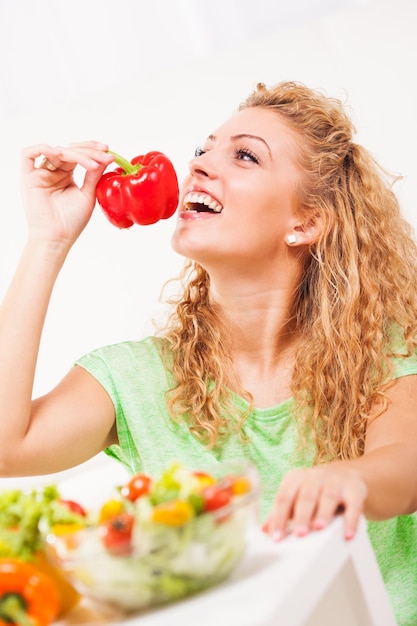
[1,81,417,624]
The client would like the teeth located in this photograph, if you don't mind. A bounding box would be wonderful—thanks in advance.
[184,192,223,213]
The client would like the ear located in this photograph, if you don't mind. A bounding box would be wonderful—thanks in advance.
[286,211,323,247]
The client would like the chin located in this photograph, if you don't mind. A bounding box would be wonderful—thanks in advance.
[171,229,202,259]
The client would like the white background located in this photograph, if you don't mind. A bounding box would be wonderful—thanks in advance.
[0,0,416,482]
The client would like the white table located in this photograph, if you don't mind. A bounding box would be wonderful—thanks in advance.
[56,498,397,625]
[0,459,397,626]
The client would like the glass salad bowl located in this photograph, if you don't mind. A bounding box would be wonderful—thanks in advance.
[46,461,260,613]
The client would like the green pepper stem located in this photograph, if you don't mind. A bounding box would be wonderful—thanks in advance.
[108,151,141,175]
[0,594,34,626]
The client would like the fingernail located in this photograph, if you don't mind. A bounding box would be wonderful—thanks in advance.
[313,518,326,530]
[272,530,282,542]
[345,530,355,540]
[295,525,308,537]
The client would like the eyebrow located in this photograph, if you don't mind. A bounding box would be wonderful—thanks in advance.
[207,133,272,159]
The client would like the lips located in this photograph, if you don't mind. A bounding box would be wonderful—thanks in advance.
[183,191,223,214]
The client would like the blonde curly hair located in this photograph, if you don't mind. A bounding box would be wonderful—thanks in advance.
[161,81,417,461]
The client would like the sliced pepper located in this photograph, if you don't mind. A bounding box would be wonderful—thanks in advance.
[33,551,80,617]
[220,475,252,496]
[58,499,87,518]
[192,471,216,490]
[49,523,84,536]
[152,500,194,526]
[98,498,124,523]
[96,150,179,228]
[0,558,60,626]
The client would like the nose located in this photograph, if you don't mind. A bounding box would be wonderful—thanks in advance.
[188,152,217,179]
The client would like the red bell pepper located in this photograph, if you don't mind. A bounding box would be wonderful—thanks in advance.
[96,150,179,228]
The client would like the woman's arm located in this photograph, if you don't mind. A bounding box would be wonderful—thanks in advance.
[5,365,119,476]
[0,142,116,476]
[263,374,417,540]
[354,373,417,518]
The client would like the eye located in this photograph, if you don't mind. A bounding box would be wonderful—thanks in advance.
[234,147,259,164]
[194,146,205,157]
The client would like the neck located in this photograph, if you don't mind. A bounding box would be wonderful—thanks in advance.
[208,267,301,407]
[209,259,300,346]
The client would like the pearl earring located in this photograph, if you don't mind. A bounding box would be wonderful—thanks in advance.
[287,234,297,245]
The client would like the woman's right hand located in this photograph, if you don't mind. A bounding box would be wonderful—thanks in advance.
[20,141,114,249]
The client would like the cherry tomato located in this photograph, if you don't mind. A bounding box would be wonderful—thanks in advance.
[59,499,87,517]
[99,512,134,556]
[202,485,232,512]
[120,473,152,502]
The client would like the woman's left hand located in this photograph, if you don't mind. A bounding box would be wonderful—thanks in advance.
[262,463,368,541]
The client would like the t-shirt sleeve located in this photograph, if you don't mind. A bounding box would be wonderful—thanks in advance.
[73,338,172,475]
[75,350,122,415]
[74,346,143,473]
[387,323,417,379]
[392,352,417,378]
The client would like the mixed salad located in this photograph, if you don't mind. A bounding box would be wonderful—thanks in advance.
[0,484,87,620]
[47,462,259,612]
[0,484,86,560]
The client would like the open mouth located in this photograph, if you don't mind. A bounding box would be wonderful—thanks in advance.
[183,192,223,214]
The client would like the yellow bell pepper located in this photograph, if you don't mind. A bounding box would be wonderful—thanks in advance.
[152,500,195,526]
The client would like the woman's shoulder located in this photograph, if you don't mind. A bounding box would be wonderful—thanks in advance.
[76,336,171,367]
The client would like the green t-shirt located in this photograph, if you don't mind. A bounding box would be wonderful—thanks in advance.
[76,335,417,625]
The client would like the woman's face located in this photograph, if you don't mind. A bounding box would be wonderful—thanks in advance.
[171,106,303,276]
